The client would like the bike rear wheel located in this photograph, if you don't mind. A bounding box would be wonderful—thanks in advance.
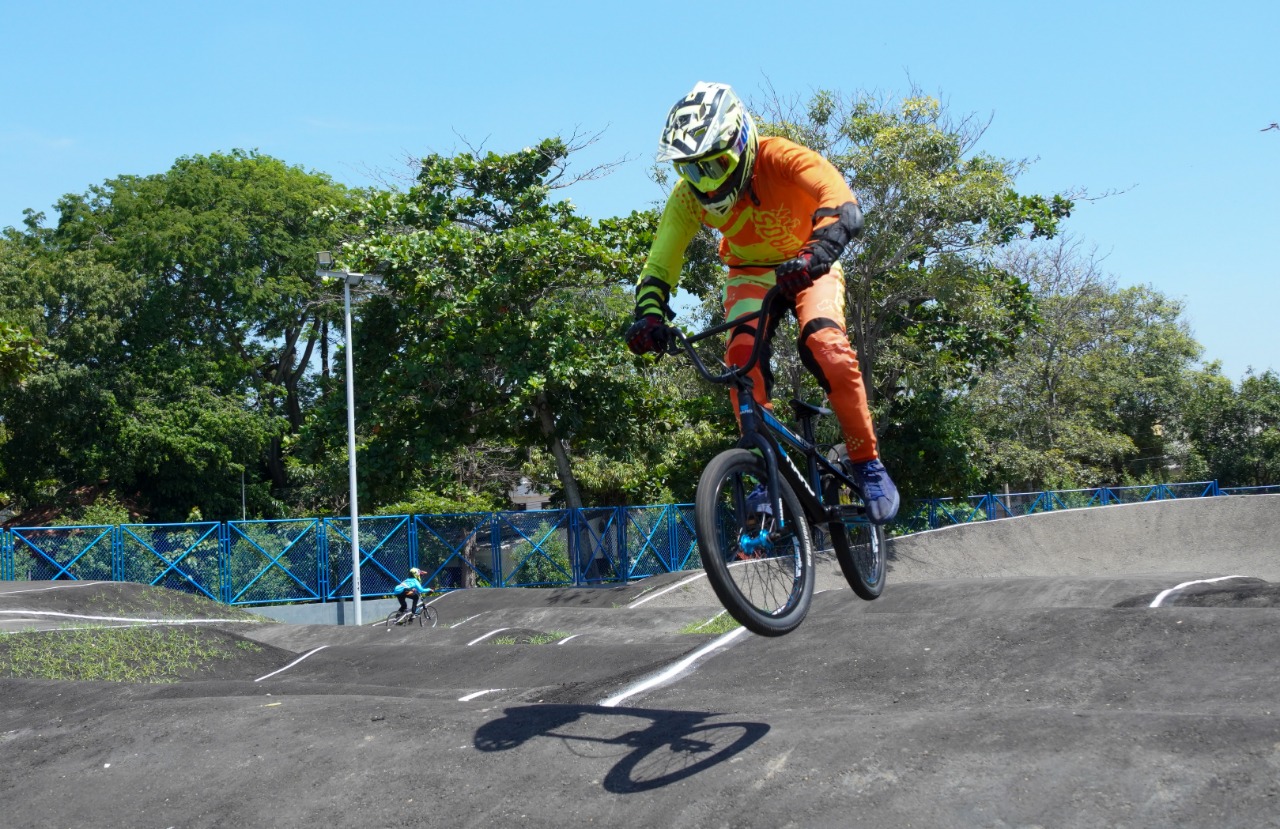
[694,448,814,636]
[823,476,887,599]
[383,610,405,628]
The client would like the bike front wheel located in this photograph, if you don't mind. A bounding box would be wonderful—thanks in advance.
[421,606,438,628]
[694,448,814,636]
[823,476,888,599]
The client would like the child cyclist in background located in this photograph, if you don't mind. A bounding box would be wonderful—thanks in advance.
[392,567,434,621]
[625,80,900,524]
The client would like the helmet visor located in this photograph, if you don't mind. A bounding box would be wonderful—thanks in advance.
[674,147,740,193]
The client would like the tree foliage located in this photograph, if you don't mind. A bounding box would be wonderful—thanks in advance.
[0,152,355,520]
[751,90,1070,499]
[968,238,1202,489]
[1182,367,1280,487]
[2,93,1274,525]
[333,138,696,509]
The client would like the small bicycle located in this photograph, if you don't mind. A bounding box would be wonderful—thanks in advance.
[667,286,887,636]
[383,600,439,629]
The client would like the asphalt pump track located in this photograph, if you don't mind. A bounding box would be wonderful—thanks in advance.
[2,495,1279,828]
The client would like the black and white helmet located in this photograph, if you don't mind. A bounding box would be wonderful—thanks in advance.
[658,81,758,216]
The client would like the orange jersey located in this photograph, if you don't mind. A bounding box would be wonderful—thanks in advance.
[639,136,858,290]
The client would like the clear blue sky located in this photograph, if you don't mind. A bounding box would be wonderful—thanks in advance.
[5,0,1277,381]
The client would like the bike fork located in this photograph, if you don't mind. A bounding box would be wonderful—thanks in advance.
[737,405,788,530]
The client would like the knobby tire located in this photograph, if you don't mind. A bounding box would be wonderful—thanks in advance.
[822,476,888,599]
[694,448,814,636]
[421,606,438,628]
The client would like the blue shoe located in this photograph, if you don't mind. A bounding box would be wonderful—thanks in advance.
[847,458,900,524]
[745,483,772,516]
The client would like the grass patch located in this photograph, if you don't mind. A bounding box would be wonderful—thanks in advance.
[492,631,570,645]
[0,625,262,683]
[83,586,265,622]
[680,612,741,635]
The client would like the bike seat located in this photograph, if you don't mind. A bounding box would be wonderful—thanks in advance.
[789,398,831,420]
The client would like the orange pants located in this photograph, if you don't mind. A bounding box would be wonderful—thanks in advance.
[722,263,878,462]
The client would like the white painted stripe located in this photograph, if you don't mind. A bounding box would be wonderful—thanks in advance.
[254,646,329,682]
[627,572,707,609]
[0,610,257,624]
[1150,575,1246,608]
[466,628,509,646]
[451,613,484,628]
[556,634,582,645]
[4,622,163,634]
[600,626,750,707]
[686,610,728,632]
[458,688,505,702]
[0,582,109,596]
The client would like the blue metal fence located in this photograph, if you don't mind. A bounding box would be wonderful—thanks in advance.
[897,481,1224,532]
[0,479,1269,605]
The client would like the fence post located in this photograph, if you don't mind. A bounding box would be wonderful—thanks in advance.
[220,522,233,605]
[111,525,122,583]
[667,505,679,573]
[2,529,10,580]
[408,516,419,577]
[569,508,582,587]
[490,514,502,588]
[619,507,629,584]
[318,519,330,603]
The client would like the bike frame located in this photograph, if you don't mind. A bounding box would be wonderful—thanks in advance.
[669,287,859,530]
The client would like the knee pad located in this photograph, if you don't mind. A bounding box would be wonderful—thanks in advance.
[797,318,853,391]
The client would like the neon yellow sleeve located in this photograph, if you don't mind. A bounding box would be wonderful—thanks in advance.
[636,182,704,306]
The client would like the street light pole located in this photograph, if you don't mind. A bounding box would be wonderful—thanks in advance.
[317,252,381,627]
[341,274,363,626]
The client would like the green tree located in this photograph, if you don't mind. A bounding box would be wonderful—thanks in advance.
[0,152,355,521]
[50,150,358,491]
[1183,367,1280,487]
[336,138,688,510]
[968,237,1202,490]
[752,90,1069,498]
[755,91,1068,407]
[0,321,49,388]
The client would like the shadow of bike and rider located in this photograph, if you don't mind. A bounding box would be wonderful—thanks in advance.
[474,703,770,793]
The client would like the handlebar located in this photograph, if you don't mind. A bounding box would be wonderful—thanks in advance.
[665,286,783,385]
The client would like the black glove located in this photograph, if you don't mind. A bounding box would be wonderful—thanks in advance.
[625,314,671,355]
[775,254,816,298]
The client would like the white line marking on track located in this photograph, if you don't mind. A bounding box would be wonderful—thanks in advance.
[1150,575,1246,607]
[254,647,329,682]
[451,613,484,628]
[0,582,109,596]
[0,610,257,624]
[6,622,166,634]
[599,626,750,708]
[467,628,509,646]
[627,572,707,609]
[458,689,505,701]
[686,610,728,632]
[556,634,582,645]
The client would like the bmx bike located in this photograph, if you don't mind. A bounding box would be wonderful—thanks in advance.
[665,286,887,637]
[382,599,439,629]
